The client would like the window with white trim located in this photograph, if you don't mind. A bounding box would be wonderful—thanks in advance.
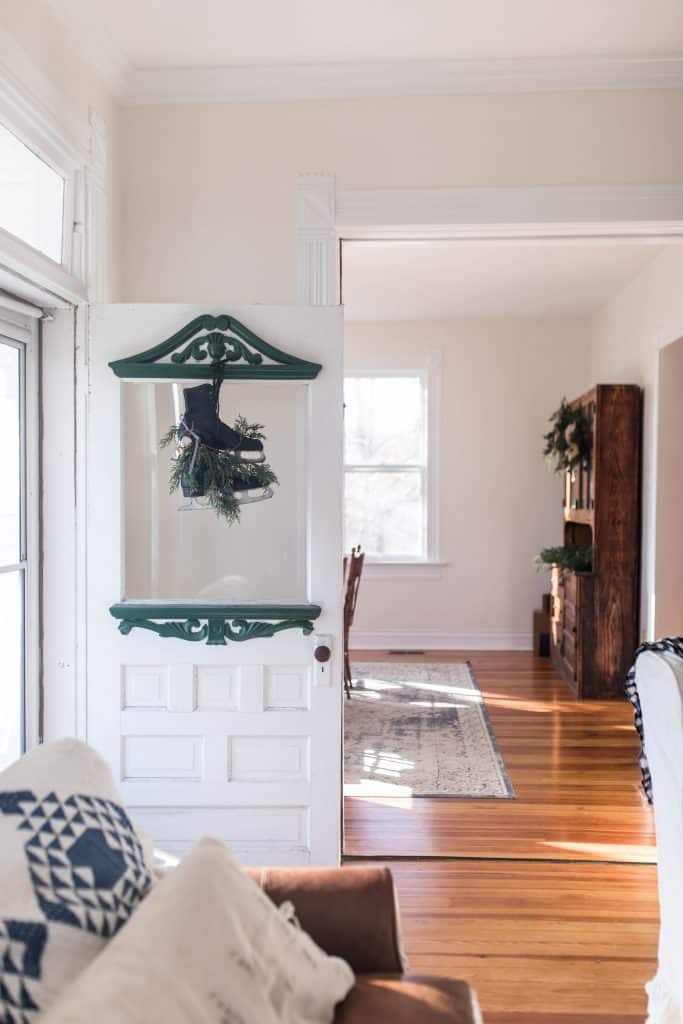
[0,311,39,769]
[344,372,430,561]
[0,122,65,262]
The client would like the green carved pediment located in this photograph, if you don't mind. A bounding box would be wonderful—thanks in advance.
[109,314,322,381]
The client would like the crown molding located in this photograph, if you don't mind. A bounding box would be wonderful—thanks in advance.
[123,55,683,106]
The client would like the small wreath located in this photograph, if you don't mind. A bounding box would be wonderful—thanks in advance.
[543,399,592,474]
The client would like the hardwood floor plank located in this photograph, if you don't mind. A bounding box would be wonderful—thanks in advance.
[343,652,659,1020]
[357,859,659,1021]
[344,650,655,861]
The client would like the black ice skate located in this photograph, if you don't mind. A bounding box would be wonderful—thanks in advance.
[178,383,265,462]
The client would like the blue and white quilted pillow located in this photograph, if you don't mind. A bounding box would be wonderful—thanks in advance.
[0,739,154,1022]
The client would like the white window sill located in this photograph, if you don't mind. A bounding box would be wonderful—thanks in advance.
[363,560,448,580]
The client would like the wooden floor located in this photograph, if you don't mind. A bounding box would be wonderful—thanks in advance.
[344,651,655,861]
[343,651,659,1023]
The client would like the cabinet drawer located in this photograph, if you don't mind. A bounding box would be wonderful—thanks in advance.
[563,572,577,605]
[562,630,576,667]
[563,601,577,631]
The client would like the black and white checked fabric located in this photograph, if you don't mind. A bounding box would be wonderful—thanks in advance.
[625,636,683,805]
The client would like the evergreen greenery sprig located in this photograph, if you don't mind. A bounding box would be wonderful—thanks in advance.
[534,544,594,574]
[160,420,277,524]
[543,399,592,473]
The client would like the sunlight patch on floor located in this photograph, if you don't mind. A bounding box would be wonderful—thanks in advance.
[354,677,483,700]
[542,839,657,862]
[344,779,414,797]
[361,747,415,776]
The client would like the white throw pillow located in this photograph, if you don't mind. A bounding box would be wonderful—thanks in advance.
[0,739,154,1021]
[43,836,354,1024]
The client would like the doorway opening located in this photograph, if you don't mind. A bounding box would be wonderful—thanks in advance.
[339,235,675,862]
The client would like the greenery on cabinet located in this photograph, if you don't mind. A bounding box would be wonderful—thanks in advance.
[543,398,592,473]
[535,544,594,575]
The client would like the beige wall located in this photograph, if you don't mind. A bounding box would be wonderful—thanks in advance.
[590,245,683,639]
[345,319,592,646]
[121,89,683,304]
[655,335,683,637]
[3,0,123,297]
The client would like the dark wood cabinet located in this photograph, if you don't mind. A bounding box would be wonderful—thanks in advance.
[550,384,641,698]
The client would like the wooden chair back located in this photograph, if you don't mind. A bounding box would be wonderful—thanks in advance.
[343,545,365,696]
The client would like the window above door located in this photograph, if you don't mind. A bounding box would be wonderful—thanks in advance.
[0,122,65,263]
[0,37,108,304]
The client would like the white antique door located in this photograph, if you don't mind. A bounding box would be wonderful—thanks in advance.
[58,304,343,866]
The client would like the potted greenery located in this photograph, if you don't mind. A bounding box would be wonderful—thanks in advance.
[534,544,593,576]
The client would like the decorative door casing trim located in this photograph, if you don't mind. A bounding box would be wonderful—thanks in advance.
[295,178,683,307]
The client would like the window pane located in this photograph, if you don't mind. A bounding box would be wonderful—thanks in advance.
[122,381,308,602]
[0,123,64,262]
[345,470,424,558]
[0,569,24,770]
[345,376,424,465]
[0,342,20,565]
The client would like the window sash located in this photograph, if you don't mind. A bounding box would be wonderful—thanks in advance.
[0,315,39,757]
[0,122,66,264]
[344,370,431,561]
[344,371,428,469]
[344,465,428,561]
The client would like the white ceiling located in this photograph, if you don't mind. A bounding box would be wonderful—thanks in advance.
[46,0,683,101]
[49,0,683,69]
[342,240,670,321]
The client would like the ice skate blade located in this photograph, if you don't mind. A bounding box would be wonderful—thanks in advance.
[177,497,212,512]
[235,486,274,506]
[177,487,273,511]
[235,450,266,464]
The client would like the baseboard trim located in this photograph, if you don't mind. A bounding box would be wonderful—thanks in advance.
[349,628,533,651]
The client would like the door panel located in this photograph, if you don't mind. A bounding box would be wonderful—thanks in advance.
[82,304,343,865]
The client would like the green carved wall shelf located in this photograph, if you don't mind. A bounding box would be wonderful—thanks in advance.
[109,603,322,646]
[108,314,322,381]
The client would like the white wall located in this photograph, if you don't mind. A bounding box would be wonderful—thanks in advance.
[121,89,683,304]
[590,245,683,640]
[3,0,123,297]
[655,335,683,638]
[345,319,592,649]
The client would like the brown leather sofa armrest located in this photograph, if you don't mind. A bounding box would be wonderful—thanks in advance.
[335,976,484,1024]
[246,865,405,974]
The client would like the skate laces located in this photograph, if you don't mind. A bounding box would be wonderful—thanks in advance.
[177,416,202,476]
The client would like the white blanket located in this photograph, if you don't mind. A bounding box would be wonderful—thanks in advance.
[43,836,354,1024]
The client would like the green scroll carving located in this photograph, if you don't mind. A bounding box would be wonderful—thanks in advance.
[109,314,322,381]
[110,604,322,646]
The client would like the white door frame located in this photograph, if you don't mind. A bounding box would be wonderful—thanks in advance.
[296,176,683,306]
[297,176,683,647]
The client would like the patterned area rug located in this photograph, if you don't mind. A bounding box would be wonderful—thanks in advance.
[344,661,514,798]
